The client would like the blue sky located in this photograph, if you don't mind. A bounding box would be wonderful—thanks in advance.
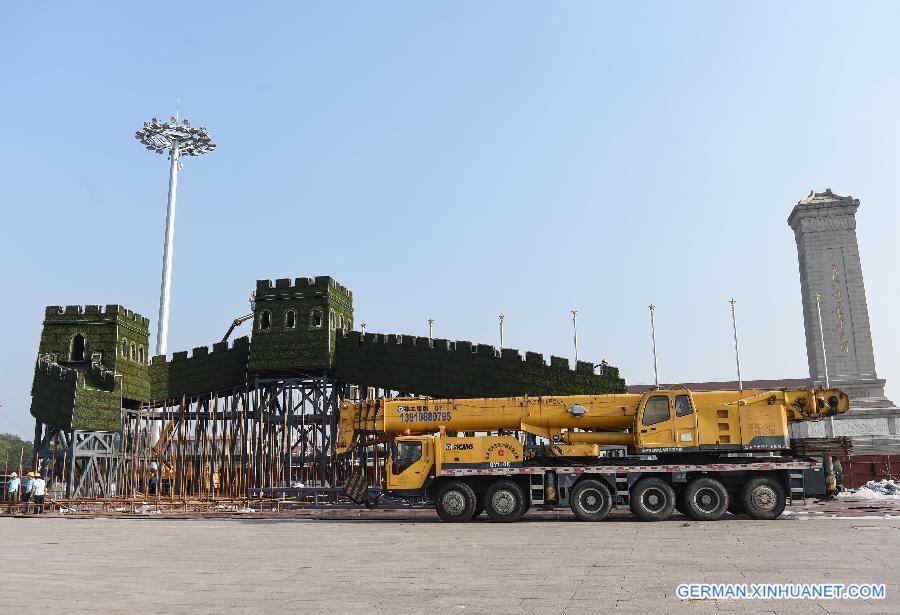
[1,2,898,438]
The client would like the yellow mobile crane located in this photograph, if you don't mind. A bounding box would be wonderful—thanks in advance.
[338,387,848,523]
[147,420,220,494]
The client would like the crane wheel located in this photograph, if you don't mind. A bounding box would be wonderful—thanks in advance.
[683,477,729,521]
[484,480,527,523]
[740,477,786,520]
[629,478,676,522]
[435,481,477,523]
[570,479,613,522]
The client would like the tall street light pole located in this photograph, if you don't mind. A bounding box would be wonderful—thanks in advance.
[136,113,214,446]
[815,292,834,436]
[815,292,831,389]
[730,298,743,393]
[571,310,578,365]
[649,304,659,389]
[498,314,505,350]
[136,114,216,359]
[158,143,179,357]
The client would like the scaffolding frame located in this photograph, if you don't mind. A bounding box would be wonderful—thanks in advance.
[34,371,416,504]
[33,425,121,499]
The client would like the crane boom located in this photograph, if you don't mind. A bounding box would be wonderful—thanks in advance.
[337,387,848,455]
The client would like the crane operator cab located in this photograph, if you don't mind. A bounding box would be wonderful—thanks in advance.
[386,432,527,493]
[387,436,433,493]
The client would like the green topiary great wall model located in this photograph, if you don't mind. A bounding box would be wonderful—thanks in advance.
[30,275,626,433]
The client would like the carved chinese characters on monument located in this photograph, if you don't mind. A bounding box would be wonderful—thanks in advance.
[831,263,849,353]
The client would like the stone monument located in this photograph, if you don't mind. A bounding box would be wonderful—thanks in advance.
[788,189,899,447]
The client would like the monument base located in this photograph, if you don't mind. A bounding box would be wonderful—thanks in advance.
[791,396,900,455]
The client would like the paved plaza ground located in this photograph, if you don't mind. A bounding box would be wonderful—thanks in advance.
[1,501,898,614]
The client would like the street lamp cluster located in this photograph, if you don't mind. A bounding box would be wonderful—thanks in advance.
[135,117,215,157]
[136,113,216,360]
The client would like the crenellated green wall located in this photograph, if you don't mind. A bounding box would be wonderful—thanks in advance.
[31,276,627,431]
[149,337,250,400]
[333,330,626,397]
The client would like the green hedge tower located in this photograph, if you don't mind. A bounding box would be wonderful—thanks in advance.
[248,276,353,373]
[36,305,150,403]
[31,305,150,432]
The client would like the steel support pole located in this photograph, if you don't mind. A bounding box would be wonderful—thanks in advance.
[151,145,180,446]
[730,299,743,393]
[649,304,659,389]
[816,292,834,436]
[157,145,180,358]
[571,310,578,365]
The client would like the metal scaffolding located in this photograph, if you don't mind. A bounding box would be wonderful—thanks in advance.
[32,374,351,502]
[33,426,121,499]
[33,370,420,506]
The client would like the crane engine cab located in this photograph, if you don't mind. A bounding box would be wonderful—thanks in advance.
[630,389,803,454]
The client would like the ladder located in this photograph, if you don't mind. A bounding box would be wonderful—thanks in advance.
[529,474,545,505]
[788,470,806,505]
[615,475,629,506]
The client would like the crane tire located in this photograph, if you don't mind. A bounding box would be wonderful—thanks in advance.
[630,477,676,521]
[435,481,477,523]
[570,479,613,522]
[683,477,729,521]
[484,480,527,523]
[741,477,786,520]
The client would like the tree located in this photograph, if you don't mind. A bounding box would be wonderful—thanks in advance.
[0,433,34,474]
